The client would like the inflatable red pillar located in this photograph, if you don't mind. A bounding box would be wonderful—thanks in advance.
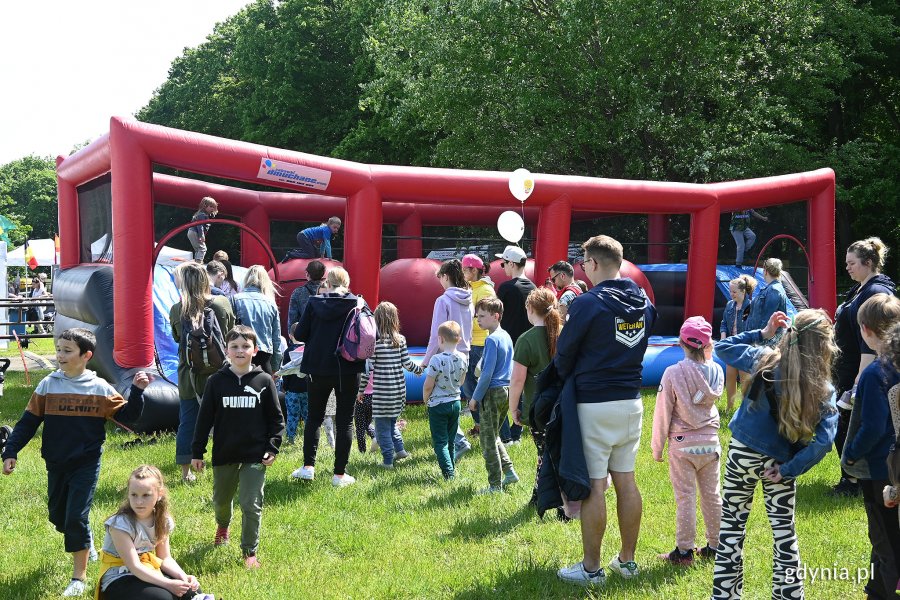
[535,197,572,280]
[808,181,837,316]
[345,186,382,303]
[648,214,670,263]
[110,119,154,369]
[56,157,79,268]
[684,205,719,321]
[242,205,270,268]
[397,210,423,259]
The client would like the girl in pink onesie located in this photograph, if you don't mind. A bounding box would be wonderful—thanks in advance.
[651,316,724,565]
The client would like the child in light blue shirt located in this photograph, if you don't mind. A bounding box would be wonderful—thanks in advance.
[423,321,468,479]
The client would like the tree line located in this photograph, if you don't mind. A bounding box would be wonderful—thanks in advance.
[3,0,897,279]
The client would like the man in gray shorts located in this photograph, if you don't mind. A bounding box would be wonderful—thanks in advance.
[554,235,657,586]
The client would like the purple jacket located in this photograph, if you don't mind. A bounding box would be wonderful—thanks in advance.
[422,287,473,365]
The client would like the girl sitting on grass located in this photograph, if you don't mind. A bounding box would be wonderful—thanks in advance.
[711,310,838,599]
[97,465,213,600]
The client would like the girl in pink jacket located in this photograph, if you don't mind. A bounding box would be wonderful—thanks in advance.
[651,316,724,565]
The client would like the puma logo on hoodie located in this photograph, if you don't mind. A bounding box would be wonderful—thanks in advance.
[223,385,264,408]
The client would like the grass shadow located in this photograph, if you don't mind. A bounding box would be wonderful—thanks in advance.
[0,567,46,600]
[795,481,857,515]
[421,482,477,511]
[446,503,534,540]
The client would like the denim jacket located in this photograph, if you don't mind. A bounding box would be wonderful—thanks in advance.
[744,280,788,332]
[716,329,838,480]
[232,286,282,369]
[720,297,751,337]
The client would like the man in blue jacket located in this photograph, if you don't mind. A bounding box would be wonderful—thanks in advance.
[555,235,657,587]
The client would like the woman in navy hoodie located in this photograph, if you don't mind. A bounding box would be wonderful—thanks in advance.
[290,267,366,487]
[832,237,896,497]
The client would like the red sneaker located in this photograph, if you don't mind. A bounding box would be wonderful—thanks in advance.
[214,526,229,546]
[244,554,261,569]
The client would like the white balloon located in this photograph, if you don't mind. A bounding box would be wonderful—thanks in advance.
[497,210,525,244]
[508,168,534,202]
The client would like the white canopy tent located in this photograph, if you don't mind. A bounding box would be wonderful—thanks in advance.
[6,239,57,267]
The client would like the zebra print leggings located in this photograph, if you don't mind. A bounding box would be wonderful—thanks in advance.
[712,439,802,600]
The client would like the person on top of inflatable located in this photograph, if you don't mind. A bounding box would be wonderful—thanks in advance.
[293,217,341,259]
[729,208,769,268]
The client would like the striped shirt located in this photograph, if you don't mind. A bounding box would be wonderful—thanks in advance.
[369,337,423,418]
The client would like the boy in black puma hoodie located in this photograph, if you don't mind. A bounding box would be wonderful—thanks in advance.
[192,325,284,569]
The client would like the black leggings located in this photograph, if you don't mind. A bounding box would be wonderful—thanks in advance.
[102,575,203,600]
[303,373,361,475]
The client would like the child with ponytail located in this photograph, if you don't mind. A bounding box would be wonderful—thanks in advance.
[508,287,562,504]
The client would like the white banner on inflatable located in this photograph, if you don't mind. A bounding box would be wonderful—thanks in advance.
[257,157,332,191]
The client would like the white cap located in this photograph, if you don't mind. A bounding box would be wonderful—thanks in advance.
[495,245,527,263]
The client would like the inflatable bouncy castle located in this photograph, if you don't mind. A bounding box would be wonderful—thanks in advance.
[53,117,837,431]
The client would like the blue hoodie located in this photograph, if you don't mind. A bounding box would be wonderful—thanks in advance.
[555,278,657,402]
[842,359,900,480]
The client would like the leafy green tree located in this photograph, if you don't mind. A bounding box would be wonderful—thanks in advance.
[0,155,58,244]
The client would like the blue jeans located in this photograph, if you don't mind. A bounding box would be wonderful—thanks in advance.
[175,398,200,465]
[731,228,757,265]
[374,417,405,465]
[47,460,101,552]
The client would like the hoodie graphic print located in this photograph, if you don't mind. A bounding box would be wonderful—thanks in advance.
[651,358,724,459]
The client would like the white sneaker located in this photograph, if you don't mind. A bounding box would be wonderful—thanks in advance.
[291,465,315,480]
[557,562,605,587]
[62,579,86,596]
[332,473,356,487]
[608,555,640,579]
[394,449,410,460]
[88,546,98,562]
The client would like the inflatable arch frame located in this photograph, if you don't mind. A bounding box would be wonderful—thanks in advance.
[57,117,836,371]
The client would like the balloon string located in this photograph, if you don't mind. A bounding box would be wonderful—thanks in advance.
[520,201,526,244]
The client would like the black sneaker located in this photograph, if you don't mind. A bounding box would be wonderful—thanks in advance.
[830,478,861,497]
[696,545,717,560]
[0,425,11,454]
[658,547,694,565]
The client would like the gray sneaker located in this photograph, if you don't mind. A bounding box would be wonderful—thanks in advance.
[502,469,519,485]
[557,562,606,587]
[476,485,502,495]
[455,443,471,460]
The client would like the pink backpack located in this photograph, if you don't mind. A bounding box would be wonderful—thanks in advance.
[336,298,377,362]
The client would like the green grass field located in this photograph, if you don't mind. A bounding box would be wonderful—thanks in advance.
[0,371,870,599]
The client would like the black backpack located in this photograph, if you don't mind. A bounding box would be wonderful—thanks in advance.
[183,306,227,376]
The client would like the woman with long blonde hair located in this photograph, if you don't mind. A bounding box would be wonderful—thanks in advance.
[169,262,234,482]
[232,265,282,374]
[712,309,839,599]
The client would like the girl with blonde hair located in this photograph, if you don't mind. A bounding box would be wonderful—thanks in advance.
[712,309,839,598]
[96,465,212,599]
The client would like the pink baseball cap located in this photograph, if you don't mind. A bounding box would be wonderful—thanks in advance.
[680,316,712,349]
[462,254,484,269]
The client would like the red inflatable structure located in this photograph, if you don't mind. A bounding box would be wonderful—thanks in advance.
[56,117,836,371]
